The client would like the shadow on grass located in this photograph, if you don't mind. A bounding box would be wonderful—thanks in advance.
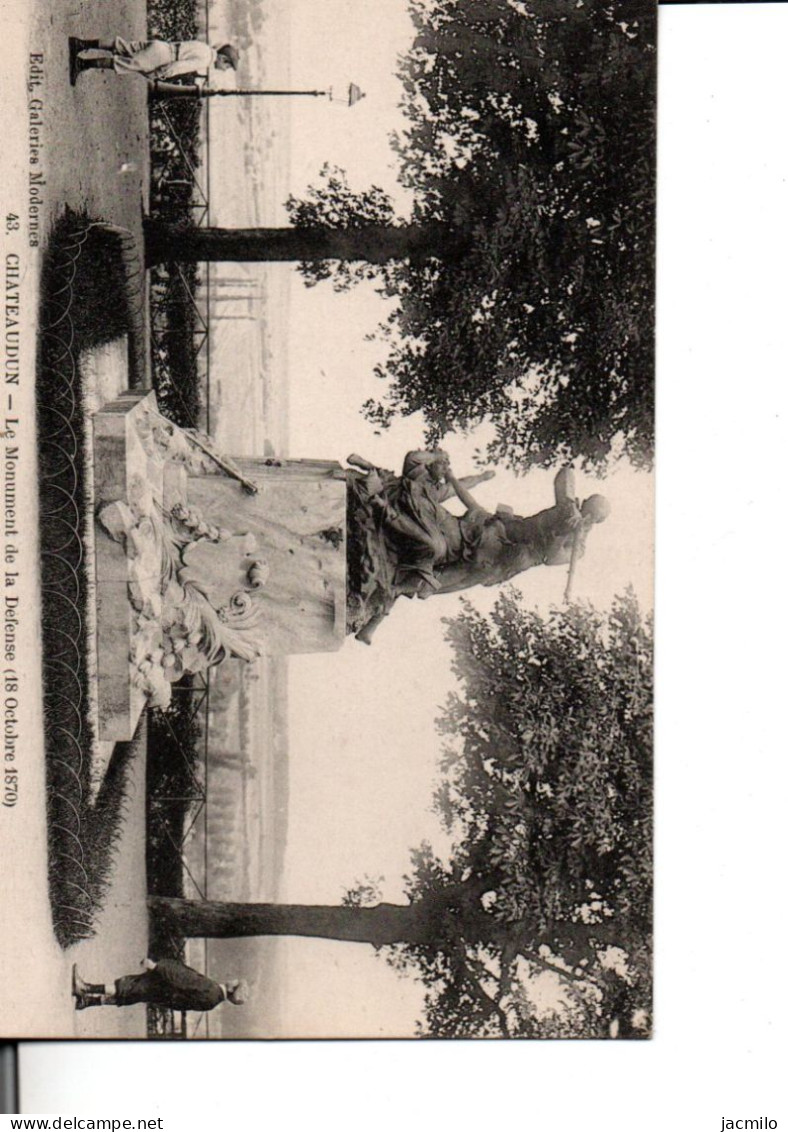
[37,207,146,947]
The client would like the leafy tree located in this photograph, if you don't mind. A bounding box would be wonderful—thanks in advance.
[364,0,656,469]
[144,0,655,471]
[150,591,652,1038]
[284,166,404,291]
[415,587,653,1036]
[280,0,656,470]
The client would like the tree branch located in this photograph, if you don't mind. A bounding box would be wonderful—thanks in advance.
[516,948,597,987]
[453,944,513,1038]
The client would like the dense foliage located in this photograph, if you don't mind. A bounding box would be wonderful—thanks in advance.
[289,0,656,470]
[381,591,653,1037]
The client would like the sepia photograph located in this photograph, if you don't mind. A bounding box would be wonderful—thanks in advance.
[0,0,655,1040]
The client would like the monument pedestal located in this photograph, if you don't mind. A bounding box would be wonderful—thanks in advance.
[186,459,346,657]
[93,390,162,742]
[91,391,347,741]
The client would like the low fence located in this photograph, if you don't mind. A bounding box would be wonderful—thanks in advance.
[146,673,213,1039]
[148,0,212,430]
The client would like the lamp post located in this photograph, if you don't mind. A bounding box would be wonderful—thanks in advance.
[149,81,366,105]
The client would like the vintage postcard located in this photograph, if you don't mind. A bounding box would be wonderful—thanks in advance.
[0,0,655,1039]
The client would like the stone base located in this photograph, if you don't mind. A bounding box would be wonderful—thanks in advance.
[187,460,347,656]
[93,390,162,742]
[91,391,350,738]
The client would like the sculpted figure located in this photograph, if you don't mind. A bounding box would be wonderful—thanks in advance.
[69,35,239,85]
[346,453,610,643]
[347,450,494,597]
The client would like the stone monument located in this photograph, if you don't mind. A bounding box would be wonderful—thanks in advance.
[92,389,346,742]
[91,392,609,742]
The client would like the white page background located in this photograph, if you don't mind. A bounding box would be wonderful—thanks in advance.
[16,4,788,1127]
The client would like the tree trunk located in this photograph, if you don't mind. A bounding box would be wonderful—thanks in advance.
[143,220,458,268]
[148,896,620,969]
[149,897,439,946]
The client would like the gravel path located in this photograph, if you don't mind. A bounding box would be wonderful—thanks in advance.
[0,0,152,1038]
